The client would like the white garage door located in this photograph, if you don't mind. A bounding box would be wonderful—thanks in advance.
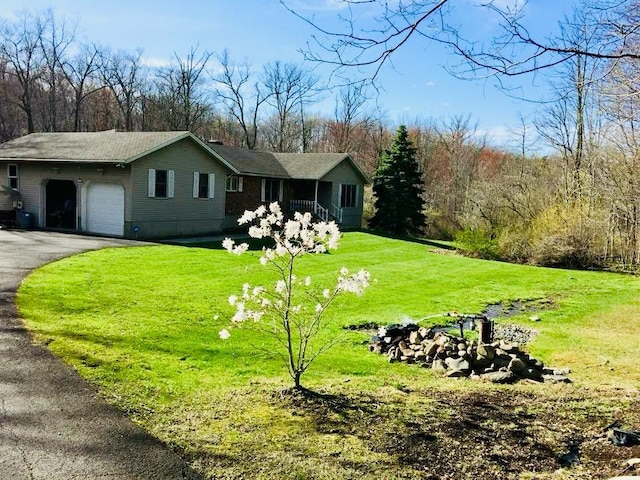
[86,183,124,236]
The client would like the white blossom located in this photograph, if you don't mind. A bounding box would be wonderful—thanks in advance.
[255,205,267,217]
[268,201,282,217]
[337,268,371,295]
[285,220,301,239]
[266,213,279,225]
[315,303,323,313]
[219,329,231,340]
[238,210,256,224]
[249,225,264,238]
[228,295,238,306]
[222,237,235,252]
[231,243,249,255]
[232,302,248,322]
[275,280,286,293]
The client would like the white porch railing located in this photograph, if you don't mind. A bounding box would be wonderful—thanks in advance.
[331,204,343,223]
[289,200,329,222]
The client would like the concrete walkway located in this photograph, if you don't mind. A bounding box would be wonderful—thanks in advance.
[0,230,202,480]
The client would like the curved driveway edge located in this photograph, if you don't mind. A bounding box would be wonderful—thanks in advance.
[0,230,203,480]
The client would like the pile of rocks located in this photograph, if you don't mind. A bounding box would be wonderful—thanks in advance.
[369,323,571,384]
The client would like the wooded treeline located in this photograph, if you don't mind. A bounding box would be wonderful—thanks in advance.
[0,9,388,170]
[2,7,640,270]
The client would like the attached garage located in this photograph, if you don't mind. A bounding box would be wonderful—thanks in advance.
[84,182,124,236]
[0,131,237,239]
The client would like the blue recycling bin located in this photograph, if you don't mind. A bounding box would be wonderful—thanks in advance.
[18,211,33,229]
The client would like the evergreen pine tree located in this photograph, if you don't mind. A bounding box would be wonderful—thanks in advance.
[369,125,426,235]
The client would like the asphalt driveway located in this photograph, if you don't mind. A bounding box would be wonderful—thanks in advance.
[0,229,202,480]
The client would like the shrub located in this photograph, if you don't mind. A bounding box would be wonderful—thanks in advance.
[529,202,608,268]
[455,227,499,259]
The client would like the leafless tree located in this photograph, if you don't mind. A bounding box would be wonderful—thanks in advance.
[534,8,605,201]
[212,50,268,149]
[0,58,24,140]
[155,46,212,131]
[261,61,321,152]
[36,9,76,131]
[0,10,46,133]
[60,43,102,131]
[283,0,640,80]
[327,82,372,152]
[99,48,145,131]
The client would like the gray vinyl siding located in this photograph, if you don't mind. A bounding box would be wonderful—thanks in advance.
[321,160,365,228]
[129,138,229,238]
[0,161,130,229]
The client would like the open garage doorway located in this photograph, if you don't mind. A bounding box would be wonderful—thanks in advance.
[45,179,77,230]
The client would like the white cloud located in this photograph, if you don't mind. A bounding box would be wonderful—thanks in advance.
[475,125,512,146]
[140,56,171,68]
[425,81,436,87]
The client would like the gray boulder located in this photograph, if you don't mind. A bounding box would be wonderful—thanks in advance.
[481,371,518,384]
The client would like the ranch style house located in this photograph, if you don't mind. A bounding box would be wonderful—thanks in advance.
[0,131,367,239]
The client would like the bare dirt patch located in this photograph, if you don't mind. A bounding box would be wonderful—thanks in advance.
[276,386,640,480]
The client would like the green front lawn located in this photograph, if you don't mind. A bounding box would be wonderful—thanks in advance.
[17,232,640,479]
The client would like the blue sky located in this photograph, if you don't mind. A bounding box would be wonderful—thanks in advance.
[0,0,577,148]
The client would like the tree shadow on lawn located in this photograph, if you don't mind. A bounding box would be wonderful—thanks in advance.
[274,386,640,480]
[363,228,457,250]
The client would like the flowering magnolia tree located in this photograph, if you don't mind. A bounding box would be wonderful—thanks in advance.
[221,202,370,390]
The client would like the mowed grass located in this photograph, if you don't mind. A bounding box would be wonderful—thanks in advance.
[17,232,640,479]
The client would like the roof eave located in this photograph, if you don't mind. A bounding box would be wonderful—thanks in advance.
[188,133,239,174]
[0,157,123,164]
[316,154,370,184]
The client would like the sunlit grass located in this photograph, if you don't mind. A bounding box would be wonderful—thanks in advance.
[17,231,640,479]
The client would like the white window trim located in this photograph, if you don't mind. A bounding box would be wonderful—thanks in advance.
[148,169,156,198]
[208,173,215,199]
[193,171,200,198]
[194,172,216,199]
[167,170,175,198]
[339,183,359,209]
[226,174,244,193]
[148,168,174,199]
[7,163,18,191]
[261,178,283,203]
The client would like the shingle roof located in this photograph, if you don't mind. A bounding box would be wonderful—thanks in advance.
[273,152,362,180]
[0,131,206,164]
[208,145,369,183]
[206,144,289,178]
